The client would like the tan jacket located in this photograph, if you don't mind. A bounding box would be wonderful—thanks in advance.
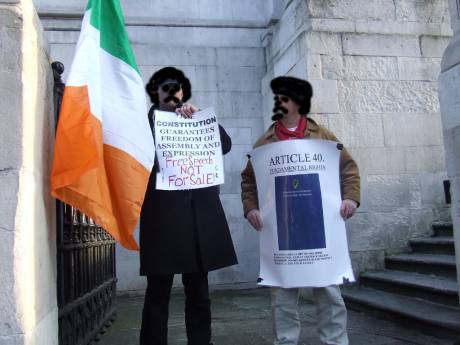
[241,118,361,216]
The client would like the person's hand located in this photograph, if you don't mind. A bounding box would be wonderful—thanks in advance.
[175,103,199,118]
[340,199,357,220]
[247,209,263,231]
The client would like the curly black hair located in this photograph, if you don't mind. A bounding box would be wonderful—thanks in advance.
[270,76,313,120]
[145,67,192,106]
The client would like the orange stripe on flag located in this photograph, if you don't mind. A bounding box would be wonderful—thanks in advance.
[51,86,149,250]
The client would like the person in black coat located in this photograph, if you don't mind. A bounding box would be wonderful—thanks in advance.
[139,67,237,345]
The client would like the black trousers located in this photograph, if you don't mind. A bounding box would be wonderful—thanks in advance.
[140,272,211,345]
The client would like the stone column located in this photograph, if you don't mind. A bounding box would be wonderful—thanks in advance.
[0,0,57,343]
[439,0,460,299]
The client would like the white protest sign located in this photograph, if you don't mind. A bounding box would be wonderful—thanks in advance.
[250,139,355,288]
[154,107,224,190]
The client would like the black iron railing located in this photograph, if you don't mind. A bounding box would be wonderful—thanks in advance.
[53,62,117,345]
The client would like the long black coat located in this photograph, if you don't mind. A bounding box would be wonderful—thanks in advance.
[139,119,237,275]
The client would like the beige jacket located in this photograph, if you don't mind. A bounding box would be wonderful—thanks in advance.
[241,118,361,216]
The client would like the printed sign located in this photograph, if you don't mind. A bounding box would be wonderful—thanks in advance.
[250,139,355,288]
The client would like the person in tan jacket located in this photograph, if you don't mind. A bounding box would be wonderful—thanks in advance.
[241,76,360,345]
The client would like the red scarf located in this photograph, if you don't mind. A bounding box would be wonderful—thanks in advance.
[275,117,307,141]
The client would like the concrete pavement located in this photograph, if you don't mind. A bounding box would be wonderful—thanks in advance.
[97,288,457,345]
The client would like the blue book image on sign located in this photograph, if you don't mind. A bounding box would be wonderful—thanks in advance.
[275,173,326,251]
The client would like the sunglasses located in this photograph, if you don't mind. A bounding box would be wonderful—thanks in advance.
[161,82,181,93]
[274,95,289,103]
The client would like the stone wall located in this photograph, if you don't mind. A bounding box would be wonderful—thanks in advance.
[32,0,280,292]
[0,0,57,344]
[439,0,460,296]
[263,0,452,274]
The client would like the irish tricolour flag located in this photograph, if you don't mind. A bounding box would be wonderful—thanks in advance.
[51,0,154,250]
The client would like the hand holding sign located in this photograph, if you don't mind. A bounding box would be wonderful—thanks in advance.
[247,209,263,231]
[175,103,198,118]
[340,199,357,219]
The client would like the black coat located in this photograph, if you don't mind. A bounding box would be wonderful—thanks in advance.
[139,115,237,275]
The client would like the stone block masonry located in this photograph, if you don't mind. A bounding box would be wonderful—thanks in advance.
[308,0,396,21]
[0,0,57,344]
[322,56,399,81]
[342,34,421,57]
[263,0,451,275]
[338,81,439,113]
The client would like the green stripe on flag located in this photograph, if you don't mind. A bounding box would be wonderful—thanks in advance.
[87,0,139,74]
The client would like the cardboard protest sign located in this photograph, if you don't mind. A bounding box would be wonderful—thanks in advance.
[250,139,355,288]
[154,108,224,190]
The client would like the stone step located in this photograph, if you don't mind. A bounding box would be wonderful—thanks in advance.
[409,236,455,255]
[360,269,459,306]
[342,286,460,337]
[432,221,453,237]
[385,253,457,278]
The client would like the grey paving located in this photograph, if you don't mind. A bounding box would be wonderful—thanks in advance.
[96,288,458,345]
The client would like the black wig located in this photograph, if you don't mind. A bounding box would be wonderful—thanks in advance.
[270,76,313,120]
[145,67,192,106]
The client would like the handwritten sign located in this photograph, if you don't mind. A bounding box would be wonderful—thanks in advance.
[154,107,225,190]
